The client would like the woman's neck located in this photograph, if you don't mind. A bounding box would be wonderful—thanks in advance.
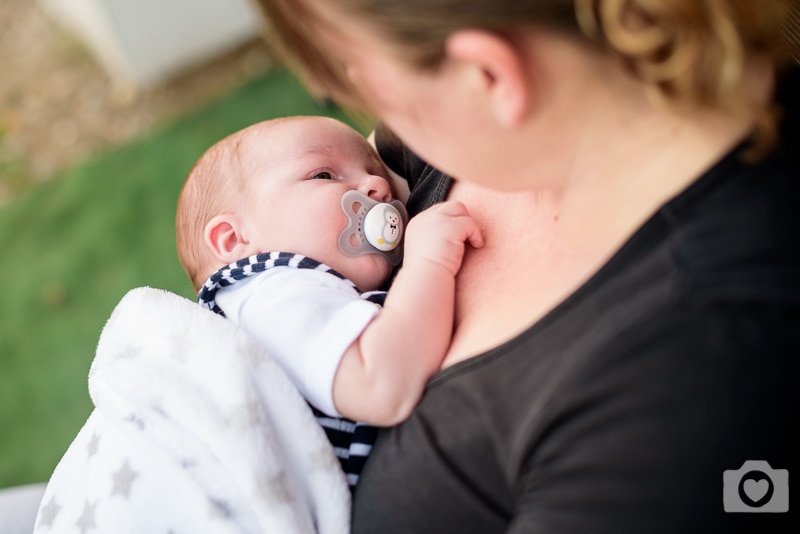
[554,107,750,257]
[509,41,769,260]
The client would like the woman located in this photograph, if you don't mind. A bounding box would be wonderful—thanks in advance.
[255,1,798,532]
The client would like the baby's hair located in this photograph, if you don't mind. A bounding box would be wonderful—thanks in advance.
[176,124,265,291]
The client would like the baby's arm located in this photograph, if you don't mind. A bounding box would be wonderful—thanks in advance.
[333,201,484,425]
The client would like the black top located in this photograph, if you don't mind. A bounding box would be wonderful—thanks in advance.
[354,68,800,533]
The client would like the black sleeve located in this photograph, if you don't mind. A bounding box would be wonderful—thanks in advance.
[374,122,426,190]
[373,122,453,217]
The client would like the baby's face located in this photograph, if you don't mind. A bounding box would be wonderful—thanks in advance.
[241,117,395,291]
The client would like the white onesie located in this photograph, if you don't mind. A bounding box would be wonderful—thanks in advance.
[214,261,381,417]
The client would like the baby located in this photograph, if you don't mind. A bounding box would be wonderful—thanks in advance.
[175,115,483,485]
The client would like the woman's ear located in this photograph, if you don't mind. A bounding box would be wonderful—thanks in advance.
[204,214,250,263]
[445,30,530,127]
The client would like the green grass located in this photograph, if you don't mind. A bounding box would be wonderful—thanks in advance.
[0,68,369,488]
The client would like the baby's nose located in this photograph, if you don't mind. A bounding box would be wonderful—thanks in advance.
[358,175,391,203]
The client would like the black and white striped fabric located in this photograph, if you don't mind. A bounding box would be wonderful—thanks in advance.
[198,251,386,313]
[198,251,382,489]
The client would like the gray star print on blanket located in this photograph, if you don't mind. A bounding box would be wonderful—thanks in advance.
[34,287,350,533]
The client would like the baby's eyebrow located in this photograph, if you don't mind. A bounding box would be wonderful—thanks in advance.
[304,144,337,156]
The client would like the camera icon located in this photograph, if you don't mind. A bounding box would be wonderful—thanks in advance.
[723,460,788,513]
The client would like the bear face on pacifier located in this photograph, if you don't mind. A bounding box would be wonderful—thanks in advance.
[338,190,408,266]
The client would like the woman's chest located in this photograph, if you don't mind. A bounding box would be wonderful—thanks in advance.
[442,183,603,367]
[352,322,580,533]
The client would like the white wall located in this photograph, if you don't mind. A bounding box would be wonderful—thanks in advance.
[37,0,262,90]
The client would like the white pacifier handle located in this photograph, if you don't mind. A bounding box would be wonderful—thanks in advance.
[338,190,407,266]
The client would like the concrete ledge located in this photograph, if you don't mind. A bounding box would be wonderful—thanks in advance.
[0,483,47,534]
[37,0,262,90]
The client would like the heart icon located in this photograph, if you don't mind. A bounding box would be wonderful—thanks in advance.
[743,479,770,504]
[737,470,775,508]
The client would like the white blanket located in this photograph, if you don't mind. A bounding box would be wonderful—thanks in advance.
[33,287,351,533]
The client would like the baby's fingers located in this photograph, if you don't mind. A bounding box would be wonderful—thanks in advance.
[465,222,485,249]
[436,201,484,249]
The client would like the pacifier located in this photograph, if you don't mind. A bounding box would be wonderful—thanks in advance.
[338,190,408,266]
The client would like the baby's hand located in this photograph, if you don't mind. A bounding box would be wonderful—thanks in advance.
[402,201,484,276]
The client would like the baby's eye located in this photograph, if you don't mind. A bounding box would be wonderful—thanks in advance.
[311,171,334,180]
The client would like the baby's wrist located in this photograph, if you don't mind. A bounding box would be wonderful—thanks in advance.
[402,254,461,278]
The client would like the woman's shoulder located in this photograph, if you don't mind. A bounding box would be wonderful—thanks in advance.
[658,98,800,307]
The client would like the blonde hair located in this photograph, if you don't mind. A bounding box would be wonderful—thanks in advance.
[176,126,260,291]
[255,0,796,148]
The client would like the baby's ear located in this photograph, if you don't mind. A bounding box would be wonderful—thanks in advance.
[204,214,249,262]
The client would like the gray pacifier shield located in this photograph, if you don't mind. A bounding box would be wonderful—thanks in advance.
[338,190,407,266]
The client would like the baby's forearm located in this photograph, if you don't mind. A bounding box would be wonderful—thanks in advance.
[332,258,455,426]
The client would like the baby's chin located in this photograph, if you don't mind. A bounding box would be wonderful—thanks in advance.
[338,253,393,291]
